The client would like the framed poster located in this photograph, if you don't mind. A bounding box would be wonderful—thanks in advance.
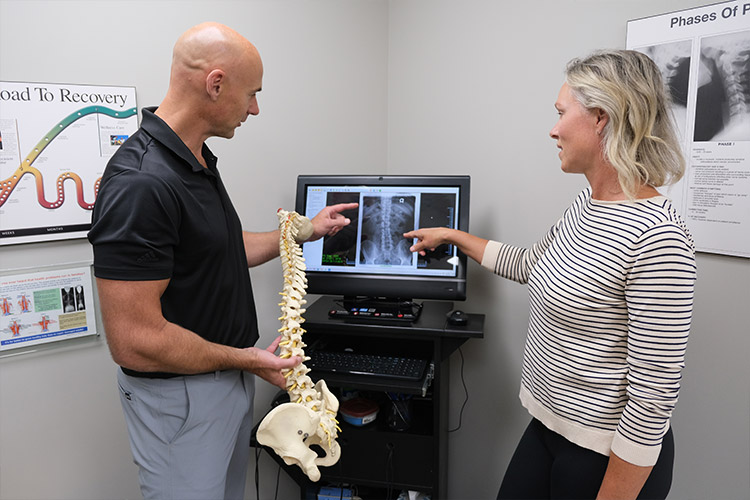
[0,265,98,352]
[627,1,750,258]
[0,81,137,245]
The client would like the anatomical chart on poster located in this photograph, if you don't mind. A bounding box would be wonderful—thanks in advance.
[627,1,750,257]
[0,266,97,352]
[0,81,137,245]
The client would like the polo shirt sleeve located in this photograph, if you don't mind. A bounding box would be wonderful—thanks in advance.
[89,170,180,281]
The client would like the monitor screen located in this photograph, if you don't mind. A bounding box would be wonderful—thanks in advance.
[295,175,470,302]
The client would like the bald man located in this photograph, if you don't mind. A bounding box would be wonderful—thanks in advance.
[88,23,355,499]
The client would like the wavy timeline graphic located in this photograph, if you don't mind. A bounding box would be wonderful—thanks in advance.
[0,106,137,210]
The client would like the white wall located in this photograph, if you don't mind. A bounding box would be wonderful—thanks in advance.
[387,2,750,500]
[1,1,748,499]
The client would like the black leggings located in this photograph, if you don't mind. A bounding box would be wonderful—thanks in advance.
[497,419,674,500]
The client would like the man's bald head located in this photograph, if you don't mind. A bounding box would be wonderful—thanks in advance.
[158,22,263,143]
[172,22,261,77]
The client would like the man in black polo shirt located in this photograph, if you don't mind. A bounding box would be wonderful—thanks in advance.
[88,22,356,500]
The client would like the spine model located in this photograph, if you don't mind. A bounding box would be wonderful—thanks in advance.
[256,209,341,482]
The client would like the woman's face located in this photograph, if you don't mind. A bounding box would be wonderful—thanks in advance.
[549,83,605,175]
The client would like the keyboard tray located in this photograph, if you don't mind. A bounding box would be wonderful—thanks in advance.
[308,351,428,381]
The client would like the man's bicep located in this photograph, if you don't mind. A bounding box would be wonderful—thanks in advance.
[97,277,168,322]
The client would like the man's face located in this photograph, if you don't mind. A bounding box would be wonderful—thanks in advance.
[214,57,263,139]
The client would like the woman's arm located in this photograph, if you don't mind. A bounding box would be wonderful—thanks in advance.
[406,222,559,285]
[403,227,488,264]
[603,221,695,497]
[596,452,653,500]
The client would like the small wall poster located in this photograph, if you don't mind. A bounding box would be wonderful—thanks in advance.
[1,265,98,352]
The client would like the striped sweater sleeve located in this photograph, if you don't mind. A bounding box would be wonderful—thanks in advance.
[612,219,696,466]
[480,221,560,283]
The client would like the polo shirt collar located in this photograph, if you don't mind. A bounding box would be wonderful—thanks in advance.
[140,106,218,174]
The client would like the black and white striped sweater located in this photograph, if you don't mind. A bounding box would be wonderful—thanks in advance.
[482,188,696,466]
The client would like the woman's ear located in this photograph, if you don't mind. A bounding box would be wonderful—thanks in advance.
[595,108,609,135]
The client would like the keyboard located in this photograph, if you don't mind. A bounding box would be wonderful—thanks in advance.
[308,351,428,380]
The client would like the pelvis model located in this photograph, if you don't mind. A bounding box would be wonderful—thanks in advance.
[256,209,341,481]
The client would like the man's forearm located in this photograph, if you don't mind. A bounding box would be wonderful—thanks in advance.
[243,230,280,267]
[99,277,259,374]
[111,319,247,374]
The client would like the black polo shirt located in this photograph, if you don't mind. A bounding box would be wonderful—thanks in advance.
[88,107,259,370]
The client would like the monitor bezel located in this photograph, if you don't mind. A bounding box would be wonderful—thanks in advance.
[295,174,470,302]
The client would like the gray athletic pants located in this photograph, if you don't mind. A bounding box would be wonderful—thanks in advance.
[117,368,256,500]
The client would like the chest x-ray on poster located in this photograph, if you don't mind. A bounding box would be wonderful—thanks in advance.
[627,1,750,258]
[0,266,97,353]
[0,81,137,245]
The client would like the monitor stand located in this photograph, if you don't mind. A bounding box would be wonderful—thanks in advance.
[328,296,423,322]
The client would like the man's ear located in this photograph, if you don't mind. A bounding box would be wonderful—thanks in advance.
[206,69,225,101]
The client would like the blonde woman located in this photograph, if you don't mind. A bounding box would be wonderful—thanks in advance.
[405,50,696,500]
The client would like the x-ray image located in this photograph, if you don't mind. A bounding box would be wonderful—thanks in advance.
[75,285,86,311]
[359,195,416,266]
[637,40,692,143]
[321,192,360,266]
[694,29,750,142]
[61,287,76,313]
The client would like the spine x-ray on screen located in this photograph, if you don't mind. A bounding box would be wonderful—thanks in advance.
[359,195,416,267]
[303,185,460,277]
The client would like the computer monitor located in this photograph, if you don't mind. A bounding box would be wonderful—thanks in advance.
[295,175,470,309]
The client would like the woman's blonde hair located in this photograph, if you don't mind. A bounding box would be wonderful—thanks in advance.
[565,50,685,199]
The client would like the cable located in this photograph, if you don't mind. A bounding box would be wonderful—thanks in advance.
[254,446,262,500]
[337,454,345,499]
[274,462,281,500]
[448,346,468,433]
[405,300,424,316]
[254,446,282,500]
[385,443,395,500]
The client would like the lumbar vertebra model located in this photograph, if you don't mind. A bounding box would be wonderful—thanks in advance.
[256,209,341,482]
